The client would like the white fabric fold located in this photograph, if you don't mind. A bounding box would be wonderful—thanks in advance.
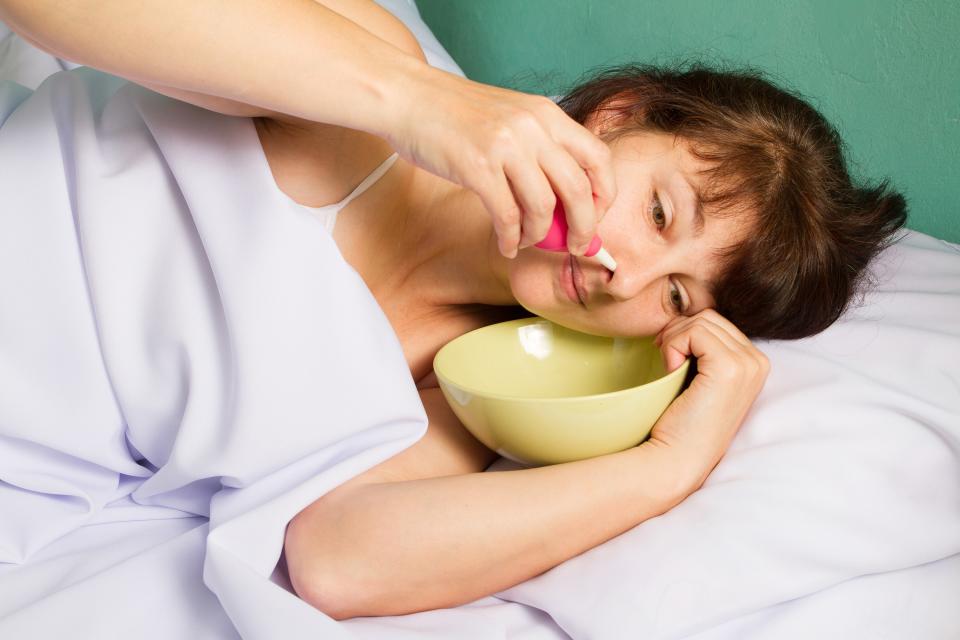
[0,67,430,637]
[3,4,959,637]
[496,231,960,639]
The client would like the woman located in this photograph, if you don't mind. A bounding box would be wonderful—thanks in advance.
[0,0,905,621]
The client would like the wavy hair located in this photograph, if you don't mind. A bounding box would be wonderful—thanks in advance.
[558,63,907,339]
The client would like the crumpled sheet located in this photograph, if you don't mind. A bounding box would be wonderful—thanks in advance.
[3,13,959,639]
[0,62,533,638]
[495,230,960,638]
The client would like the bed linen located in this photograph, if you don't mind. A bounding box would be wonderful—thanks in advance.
[493,230,960,638]
[0,18,568,639]
[2,3,959,639]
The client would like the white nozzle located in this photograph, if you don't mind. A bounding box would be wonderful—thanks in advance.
[594,247,617,271]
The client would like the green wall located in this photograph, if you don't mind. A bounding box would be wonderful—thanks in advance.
[416,0,959,243]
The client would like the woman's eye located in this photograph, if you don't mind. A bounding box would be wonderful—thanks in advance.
[651,194,667,229]
[669,281,684,313]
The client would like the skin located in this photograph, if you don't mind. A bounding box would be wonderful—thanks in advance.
[0,0,616,260]
[506,131,745,338]
[3,0,770,619]
[239,6,768,619]
[318,124,746,341]
[262,116,769,621]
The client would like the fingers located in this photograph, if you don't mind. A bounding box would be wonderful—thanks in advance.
[474,169,522,258]
[507,97,616,256]
[540,103,616,254]
[558,127,617,226]
[538,146,601,255]
[395,78,617,260]
[655,309,770,380]
[657,309,750,351]
[658,318,740,374]
[503,154,557,250]
[490,139,610,258]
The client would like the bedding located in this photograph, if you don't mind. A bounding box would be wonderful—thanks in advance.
[1,1,958,638]
[494,230,960,638]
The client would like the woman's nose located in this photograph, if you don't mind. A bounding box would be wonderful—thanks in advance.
[602,241,666,303]
[605,263,647,302]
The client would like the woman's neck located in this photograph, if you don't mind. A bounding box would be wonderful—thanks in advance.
[395,167,516,308]
[255,116,516,309]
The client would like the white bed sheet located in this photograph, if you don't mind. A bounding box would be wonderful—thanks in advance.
[0,15,569,638]
[492,233,960,639]
[2,2,959,638]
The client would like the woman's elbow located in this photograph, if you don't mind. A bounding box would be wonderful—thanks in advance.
[289,568,358,621]
[286,512,357,619]
[285,508,403,620]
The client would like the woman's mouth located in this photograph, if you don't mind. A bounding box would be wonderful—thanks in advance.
[561,255,586,306]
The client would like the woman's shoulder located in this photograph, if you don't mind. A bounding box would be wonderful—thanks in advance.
[315,0,427,64]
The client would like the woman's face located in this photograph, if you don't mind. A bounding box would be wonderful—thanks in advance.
[508,130,747,337]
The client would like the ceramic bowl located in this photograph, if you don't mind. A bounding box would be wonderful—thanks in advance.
[433,317,690,466]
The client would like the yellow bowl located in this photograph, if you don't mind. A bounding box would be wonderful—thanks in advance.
[433,317,690,466]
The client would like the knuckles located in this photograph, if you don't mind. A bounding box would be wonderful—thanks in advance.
[698,308,723,322]
[592,140,612,162]
[496,206,521,227]
[537,193,558,217]
[659,315,769,386]
[565,173,592,200]
[466,151,493,178]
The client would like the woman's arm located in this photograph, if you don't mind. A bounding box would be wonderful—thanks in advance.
[0,0,617,260]
[286,387,691,620]
[286,311,769,620]
[0,0,423,134]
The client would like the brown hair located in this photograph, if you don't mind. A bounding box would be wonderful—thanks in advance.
[557,63,907,340]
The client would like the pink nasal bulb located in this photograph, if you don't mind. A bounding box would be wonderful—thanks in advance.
[534,203,617,271]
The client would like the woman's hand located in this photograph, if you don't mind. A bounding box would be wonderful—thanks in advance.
[644,309,770,494]
[386,66,617,259]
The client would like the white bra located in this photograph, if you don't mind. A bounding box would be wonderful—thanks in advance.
[290,152,399,233]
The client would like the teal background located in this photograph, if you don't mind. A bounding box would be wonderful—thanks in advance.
[416,0,959,243]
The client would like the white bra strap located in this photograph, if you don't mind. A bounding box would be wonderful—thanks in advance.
[338,152,399,209]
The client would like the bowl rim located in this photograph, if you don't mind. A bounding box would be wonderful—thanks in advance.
[432,317,690,403]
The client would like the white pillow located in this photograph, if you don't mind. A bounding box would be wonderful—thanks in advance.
[495,231,960,638]
[380,7,960,635]
[374,0,465,77]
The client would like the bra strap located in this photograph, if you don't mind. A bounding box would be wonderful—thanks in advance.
[338,152,399,209]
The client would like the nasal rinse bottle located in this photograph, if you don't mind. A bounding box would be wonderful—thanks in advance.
[534,202,617,271]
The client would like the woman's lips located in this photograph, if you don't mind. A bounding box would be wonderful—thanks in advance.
[561,255,586,306]
[571,255,588,306]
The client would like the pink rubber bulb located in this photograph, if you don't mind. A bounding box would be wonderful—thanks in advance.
[534,202,617,271]
[535,202,601,255]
